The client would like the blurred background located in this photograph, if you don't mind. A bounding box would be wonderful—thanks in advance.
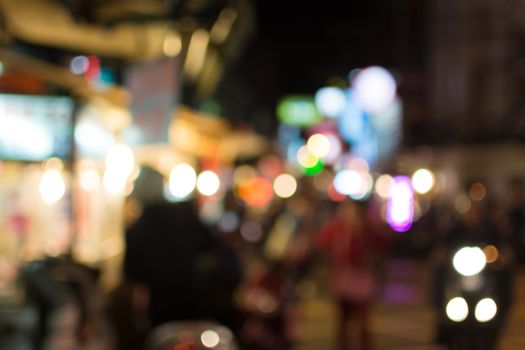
[0,0,525,349]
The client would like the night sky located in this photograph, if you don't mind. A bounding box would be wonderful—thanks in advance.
[218,0,426,134]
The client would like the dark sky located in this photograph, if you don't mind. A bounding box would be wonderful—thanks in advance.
[218,0,426,133]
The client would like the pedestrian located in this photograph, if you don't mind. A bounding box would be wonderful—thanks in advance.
[317,199,387,350]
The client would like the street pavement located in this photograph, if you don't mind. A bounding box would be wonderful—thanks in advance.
[292,258,525,350]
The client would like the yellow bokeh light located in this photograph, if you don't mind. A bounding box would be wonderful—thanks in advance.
[307,133,330,158]
[483,245,499,263]
[273,173,297,199]
[469,182,486,202]
[297,145,319,168]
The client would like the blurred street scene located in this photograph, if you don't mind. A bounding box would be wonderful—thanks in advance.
[1,1,525,350]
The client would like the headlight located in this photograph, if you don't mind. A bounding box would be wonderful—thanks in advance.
[453,247,486,276]
[446,297,469,322]
[475,298,497,322]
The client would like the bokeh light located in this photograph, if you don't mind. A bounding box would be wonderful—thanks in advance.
[307,133,330,158]
[475,298,497,323]
[218,211,240,233]
[297,145,319,168]
[375,174,393,199]
[386,176,414,232]
[241,220,263,242]
[411,168,435,194]
[352,66,397,113]
[455,194,472,214]
[348,157,370,172]
[303,159,324,176]
[105,143,135,178]
[328,183,346,202]
[201,330,220,348]
[39,168,66,205]
[315,86,346,118]
[70,55,89,75]
[168,163,197,199]
[197,170,220,196]
[233,165,256,186]
[239,177,274,207]
[453,247,486,276]
[483,245,499,264]
[273,174,297,199]
[322,134,342,164]
[469,182,486,202]
[446,297,469,322]
[258,155,282,180]
[333,169,360,195]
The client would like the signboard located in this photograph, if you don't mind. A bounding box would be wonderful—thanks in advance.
[124,57,179,145]
[0,94,74,161]
[277,96,322,128]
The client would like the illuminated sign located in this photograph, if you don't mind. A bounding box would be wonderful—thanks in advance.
[277,96,322,127]
[0,94,74,161]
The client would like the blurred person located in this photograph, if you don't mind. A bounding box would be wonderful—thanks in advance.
[317,199,388,350]
[107,166,241,350]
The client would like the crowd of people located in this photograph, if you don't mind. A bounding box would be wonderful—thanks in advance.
[10,169,525,350]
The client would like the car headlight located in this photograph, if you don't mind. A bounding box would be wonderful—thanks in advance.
[453,247,486,276]
[475,298,497,322]
[446,297,469,322]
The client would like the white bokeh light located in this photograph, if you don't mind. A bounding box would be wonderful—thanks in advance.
[333,169,372,200]
[322,134,342,164]
[105,143,135,178]
[375,174,393,199]
[168,163,197,199]
[412,168,435,194]
[453,247,487,276]
[315,87,346,118]
[70,55,89,75]
[475,298,497,323]
[39,169,66,205]
[197,170,220,196]
[201,329,220,348]
[353,66,397,113]
[273,173,297,199]
[446,297,469,322]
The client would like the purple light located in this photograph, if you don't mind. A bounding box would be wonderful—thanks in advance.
[386,176,414,232]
